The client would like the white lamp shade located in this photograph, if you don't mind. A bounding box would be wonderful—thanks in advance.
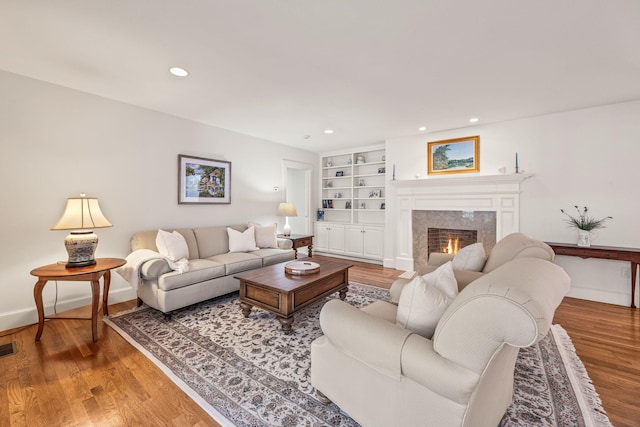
[277,203,297,217]
[51,197,113,230]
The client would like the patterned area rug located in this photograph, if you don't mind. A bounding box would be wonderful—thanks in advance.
[104,283,612,427]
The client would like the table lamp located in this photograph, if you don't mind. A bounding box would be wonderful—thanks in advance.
[277,202,297,236]
[51,194,113,267]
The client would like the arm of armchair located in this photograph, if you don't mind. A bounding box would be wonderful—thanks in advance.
[319,299,413,379]
[318,299,479,403]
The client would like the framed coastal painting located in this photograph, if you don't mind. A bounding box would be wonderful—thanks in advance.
[178,154,231,204]
[427,136,479,175]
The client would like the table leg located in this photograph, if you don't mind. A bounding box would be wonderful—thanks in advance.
[278,316,294,334]
[240,302,253,318]
[631,262,638,309]
[293,248,299,259]
[90,280,100,342]
[102,270,111,316]
[339,286,348,301]
[33,279,48,341]
[308,243,313,258]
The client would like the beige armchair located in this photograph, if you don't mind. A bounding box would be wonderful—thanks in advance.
[311,257,570,427]
[390,232,555,302]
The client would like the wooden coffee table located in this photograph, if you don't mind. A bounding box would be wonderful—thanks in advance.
[234,258,353,333]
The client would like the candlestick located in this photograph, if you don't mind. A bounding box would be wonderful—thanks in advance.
[392,163,396,180]
[515,152,519,173]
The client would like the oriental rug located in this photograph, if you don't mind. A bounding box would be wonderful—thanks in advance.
[104,283,612,427]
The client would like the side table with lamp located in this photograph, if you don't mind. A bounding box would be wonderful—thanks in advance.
[31,194,124,342]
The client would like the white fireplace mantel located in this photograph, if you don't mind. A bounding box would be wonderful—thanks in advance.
[389,174,533,271]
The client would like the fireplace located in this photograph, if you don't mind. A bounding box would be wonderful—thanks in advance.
[413,210,496,273]
[388,174,531,271]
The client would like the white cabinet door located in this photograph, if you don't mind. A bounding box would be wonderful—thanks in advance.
[345,225,364,256]
[314,223,345,254]
[314,223,330,252]
[328,224,345,254]
[362,226,384,259]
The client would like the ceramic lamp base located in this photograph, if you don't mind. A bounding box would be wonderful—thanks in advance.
[283,218,292,237]
[64,231,98,268]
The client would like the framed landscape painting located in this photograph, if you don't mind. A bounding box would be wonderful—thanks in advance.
[178,154,231,204]
[427,136,479,175]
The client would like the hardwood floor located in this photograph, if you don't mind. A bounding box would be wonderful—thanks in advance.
[1,256,638,426]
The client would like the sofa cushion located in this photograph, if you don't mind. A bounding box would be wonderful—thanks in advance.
[193,226,233,259]
[452,243,486,272]
[131,228,199,259]
[209,252,263,275]
[228,226,259,252]
[156,230,189,261]
[250,248,295,266]
[251,223,278,248]
[396,262,458,338]
[157,259,225,291]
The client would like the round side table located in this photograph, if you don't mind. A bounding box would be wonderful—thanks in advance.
[30,257,126,342]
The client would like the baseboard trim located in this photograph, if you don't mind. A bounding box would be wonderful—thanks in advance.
[312,252,383,265]
[0,287,136,333]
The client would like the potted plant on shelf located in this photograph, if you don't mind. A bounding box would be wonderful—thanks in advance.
[560,206,612,247]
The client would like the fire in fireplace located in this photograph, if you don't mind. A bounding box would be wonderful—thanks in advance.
[428,228,478,255]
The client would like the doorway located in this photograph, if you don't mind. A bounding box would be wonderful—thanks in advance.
[283,160,313,235]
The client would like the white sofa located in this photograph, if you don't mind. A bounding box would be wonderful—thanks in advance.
[128,224,295,315]
[310,257,570,427]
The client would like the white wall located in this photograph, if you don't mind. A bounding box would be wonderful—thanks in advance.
[385,101,640,307]
[0,70,318,331]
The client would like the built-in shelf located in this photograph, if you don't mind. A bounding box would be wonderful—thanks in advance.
[318,146,386,262]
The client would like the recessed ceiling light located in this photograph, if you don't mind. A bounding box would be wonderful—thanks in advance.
[169,67,189,77]
[469,117,479,123]
[324,129,334,134]
[418,126,427,131]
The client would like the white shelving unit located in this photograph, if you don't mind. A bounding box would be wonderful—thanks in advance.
[316,146,386,261]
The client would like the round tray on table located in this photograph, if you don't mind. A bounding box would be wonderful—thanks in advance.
[285,261,320,275]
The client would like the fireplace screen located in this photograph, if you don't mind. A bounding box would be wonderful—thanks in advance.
[428,228,477,254]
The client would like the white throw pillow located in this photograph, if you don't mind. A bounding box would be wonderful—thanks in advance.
[396,262,458,338]
[452,242,487,272]
[228,226,259,252]
[155,230,189,261]
[250,223,278,248]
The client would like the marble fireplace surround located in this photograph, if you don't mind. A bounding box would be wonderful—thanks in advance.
[391,174,532,272]
[414,211,496,274]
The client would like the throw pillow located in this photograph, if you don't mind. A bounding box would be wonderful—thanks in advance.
[250,223,278,248]
[396,262,458,338]
[452,242,486,272]
[228,226,259,252]
[155,230,189,261]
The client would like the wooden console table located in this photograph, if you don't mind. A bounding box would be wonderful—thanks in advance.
[546,242,640,308]
[30,258,126,342]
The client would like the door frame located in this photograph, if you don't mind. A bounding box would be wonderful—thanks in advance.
[282,159,313,235]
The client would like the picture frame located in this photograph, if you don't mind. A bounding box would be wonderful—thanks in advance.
[427,136,479,175]
[178,154,231,204]
[335,170,344,177]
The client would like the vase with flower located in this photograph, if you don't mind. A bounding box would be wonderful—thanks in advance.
[560,206,612,247]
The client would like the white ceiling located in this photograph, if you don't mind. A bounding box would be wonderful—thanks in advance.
[2,1,639,153]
